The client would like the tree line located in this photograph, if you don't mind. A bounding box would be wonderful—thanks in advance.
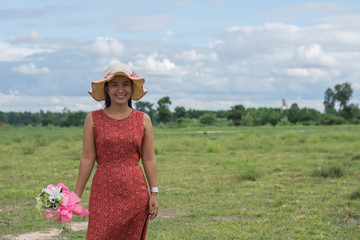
[1,83,359,127]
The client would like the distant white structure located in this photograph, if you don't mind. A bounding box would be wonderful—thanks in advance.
[281,98,288,111]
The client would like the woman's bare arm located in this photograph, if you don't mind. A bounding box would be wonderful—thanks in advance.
[75,113,96,198]
[141,113,158,220]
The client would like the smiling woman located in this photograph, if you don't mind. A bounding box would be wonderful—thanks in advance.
[75,62,158,240]
[104,76,133,108]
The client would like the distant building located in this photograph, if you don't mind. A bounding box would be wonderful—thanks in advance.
[281,98,288,111]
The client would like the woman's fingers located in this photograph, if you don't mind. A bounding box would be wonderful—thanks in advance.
[149,198,159,220]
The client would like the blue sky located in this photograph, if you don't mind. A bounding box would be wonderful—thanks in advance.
[1,0,360,112]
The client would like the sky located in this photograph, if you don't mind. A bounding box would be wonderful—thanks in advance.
[1,0,360,112]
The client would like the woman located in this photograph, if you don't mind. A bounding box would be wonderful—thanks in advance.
[74,62,159,239]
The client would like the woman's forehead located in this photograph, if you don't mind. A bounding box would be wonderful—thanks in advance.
[110,76,131,83]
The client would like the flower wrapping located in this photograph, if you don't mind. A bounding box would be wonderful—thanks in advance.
[36,183,89,223]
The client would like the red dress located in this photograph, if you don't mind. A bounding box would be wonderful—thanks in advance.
[86,109,149,240]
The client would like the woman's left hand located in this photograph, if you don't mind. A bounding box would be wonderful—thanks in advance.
[149,194,159,220]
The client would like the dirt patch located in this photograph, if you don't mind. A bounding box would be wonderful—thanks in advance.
[210,216,243,221]
[159,130,239,135]
[2,221,88,240]
[2,208,176,239]
[0,205,27,213]
[0,220,11,226]
[157,207,177,219]
[210,216,257,221]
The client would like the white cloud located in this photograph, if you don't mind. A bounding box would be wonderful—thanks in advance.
[177,49,218,62]
[129,52,184,76]
[81,37,124,56]
[209,40,224,48]
[12,62,50,75]
[287,2,347,13]
[282,68,329,82]
[112,14,173,32]
[11,31,76,50]
[293,44,336,67]
[2,19,360,113]
[0,42,53,62]
[162,30,175,41]
[215,23,360,62]
[0,93,101,112]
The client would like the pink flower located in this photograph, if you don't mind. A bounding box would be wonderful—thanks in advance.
[57,205,73,223]
[130,72,139,78]
[56,192,89,223]
[105,72,115,79]
[57,183,70,194]
[43,209,61,222]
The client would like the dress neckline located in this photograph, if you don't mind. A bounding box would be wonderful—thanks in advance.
[101,109,134,121]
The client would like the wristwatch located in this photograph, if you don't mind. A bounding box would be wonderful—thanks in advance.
[150,187,159,193]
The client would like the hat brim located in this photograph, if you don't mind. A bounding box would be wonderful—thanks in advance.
[88,72,148,101]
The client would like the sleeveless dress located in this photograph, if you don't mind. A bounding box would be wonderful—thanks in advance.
[86,109,150,240]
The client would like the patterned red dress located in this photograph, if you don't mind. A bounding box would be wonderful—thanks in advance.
[86,109,149,240]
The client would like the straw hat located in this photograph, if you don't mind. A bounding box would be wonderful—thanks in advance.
[88,62,148,101]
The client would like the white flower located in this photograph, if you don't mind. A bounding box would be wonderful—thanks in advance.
[53,202,59,209]
[45,201,51,208]
[44,186,64,202]
[49,196,55,203]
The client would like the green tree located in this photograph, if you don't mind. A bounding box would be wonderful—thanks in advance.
[340,104,360,121]
[287,103,300,124]
[228,105,245,126]
[323,88,336,113]
[67,111,87,126]
[334,82,353,110]
[135,101,156,120]
[199,113,216,126]
[173,106,187,120]
[157,96,172,123]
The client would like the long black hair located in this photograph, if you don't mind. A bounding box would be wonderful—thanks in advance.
[103,80,133,108]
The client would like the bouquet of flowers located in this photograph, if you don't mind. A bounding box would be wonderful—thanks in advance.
[36,183,89,223]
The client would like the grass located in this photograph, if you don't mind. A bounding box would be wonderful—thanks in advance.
[311,164,345,178]
[0,124,360,239]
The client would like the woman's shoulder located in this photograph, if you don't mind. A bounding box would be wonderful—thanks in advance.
[132,109,151,119]
[132,108,144,116]
[88,109,104,121]
[90,109,103,116]
[91,109,103,113]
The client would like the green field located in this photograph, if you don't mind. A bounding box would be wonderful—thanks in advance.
[1,124,360,239]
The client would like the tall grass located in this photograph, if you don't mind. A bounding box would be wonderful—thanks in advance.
[1,125,360,239]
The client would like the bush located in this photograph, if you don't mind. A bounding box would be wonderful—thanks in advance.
[351,154,360,161]
[154,146,161,155]
[320,114,346,125]
[206,144,222,153]
[42,118,52,126]
[199,113,216,126]
[21,143,36,155]
[36,136,49,146]
[13,137,22,143]
[239,167,260,181]
[350,187,360,200]
[302,120,317,126]
[241,113,254,126]
[311,164,344,178]
[277,116,291,126]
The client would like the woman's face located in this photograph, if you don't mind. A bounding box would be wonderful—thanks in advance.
[106,76,132,105]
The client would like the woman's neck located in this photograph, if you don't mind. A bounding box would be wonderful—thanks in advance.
[105,103,131,115]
